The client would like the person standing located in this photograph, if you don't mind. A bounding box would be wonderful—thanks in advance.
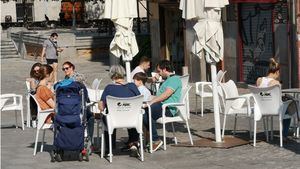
[41,32,64,83]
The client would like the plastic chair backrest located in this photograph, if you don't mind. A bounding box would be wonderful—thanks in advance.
[249,85,282,116]
[25,81,31,92]
[180,74,189,88]
[29,94,53,129]
[217,70,227,82]
[87,88,103,102]
[177,85,192,120]
[220,80,239,98]
[106,95,144,132]
[91,78,102,90]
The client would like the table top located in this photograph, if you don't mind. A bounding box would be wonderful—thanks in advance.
[282,88,300,93]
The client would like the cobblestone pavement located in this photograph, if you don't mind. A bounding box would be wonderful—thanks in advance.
[1,57,300,169]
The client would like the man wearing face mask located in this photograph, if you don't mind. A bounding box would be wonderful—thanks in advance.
[41,32,64,83]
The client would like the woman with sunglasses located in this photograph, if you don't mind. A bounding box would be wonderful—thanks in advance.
[62,61,86,84]
[27,62,42,93]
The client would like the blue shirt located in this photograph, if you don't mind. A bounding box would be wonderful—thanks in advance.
[100,83,140,107]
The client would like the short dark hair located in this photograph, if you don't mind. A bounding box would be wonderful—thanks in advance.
[133,72,148,84]
[63,61,75,70]
[50,32,58,37]
[156,60,174,72]
[139,56,150,64]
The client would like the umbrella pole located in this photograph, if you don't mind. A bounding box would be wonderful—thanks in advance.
[211,62,222,142]
[125,61,131,83]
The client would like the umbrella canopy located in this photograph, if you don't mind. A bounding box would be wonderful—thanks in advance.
[180,0,229,142]
[104,0,139,82]
[180,0,228,63]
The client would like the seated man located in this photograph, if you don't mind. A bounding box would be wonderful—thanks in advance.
[143,60,182,152]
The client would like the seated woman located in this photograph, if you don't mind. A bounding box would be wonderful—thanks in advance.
[35,64,55,123]
[256,58,297,140]
[98,65,141,155]
[26,62,42,126]
[61,61,95,150]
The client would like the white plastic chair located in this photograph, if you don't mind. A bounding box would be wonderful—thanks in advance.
[1,93,24,130]
[86,88,103,147]
[91,78,102,90]
[219,80,253,139]
[180,74,190,119]
[149,85,193,153]
[25,81,31,127]
[195,70,227,117]
[30,94,54,156]
[249,85,292,147]
[101,95,144,163]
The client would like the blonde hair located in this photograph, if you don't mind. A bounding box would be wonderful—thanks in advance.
[109,65,126,80]
[268,58,280,74]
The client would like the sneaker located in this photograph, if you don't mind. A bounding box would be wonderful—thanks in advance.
[152,140,163,152]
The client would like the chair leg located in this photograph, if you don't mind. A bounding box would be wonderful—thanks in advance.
[97,120,100,148]
[201,96,204,117]
[15,110,18,129]
[33,129,40,156]
[163,123,166,151]
[222,114,227,138]
[253,120,257,147]
[20,109,24,130]
[41,130,45,152]
[279,116,283,147]
[171,123,177,144]
[233,115,237,135]
[185,120,193,145]
[100,131,104,159]
[195,95,198,115]
[270,116,274,141]
[109,134,112,163]
[26,96,31,128]
[139,134,144,162]
[249,118,253,139]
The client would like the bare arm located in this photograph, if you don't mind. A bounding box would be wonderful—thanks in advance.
[98,100,105,112]
[41,47,46,62]
[256,77,262,87]
[149,88,174,105]
[46,98,55,109]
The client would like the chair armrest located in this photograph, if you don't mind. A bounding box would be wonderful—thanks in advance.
[226,94,253,101]
[162,103,185,109]
[195,81,212,93]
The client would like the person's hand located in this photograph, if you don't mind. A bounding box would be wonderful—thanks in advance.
[58,48,64,52]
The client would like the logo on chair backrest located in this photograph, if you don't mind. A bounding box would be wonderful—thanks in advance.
[259,92,271,97]
[116,102,131,112]
[259,92,272,101]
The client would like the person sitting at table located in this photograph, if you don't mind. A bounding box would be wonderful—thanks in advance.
[143,60,182,152]
[131,56,151,80]
[61,61,95,151]
[133,72,152,102]
[98,65,141,156]
[35,64,55,124]
[256,58,297,140]
[26,62,42,127]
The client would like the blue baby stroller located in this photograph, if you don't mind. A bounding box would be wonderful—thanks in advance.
[51,79,90,162]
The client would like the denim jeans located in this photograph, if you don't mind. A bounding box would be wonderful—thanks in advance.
[143,102,173,141]
[283,118,291,137]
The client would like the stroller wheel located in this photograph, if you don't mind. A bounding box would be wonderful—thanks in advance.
[78,152,83,162]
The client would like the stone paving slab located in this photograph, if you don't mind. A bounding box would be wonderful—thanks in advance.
[1,58,300,169]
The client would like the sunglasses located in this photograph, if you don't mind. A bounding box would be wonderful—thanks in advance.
[62,67,70,71]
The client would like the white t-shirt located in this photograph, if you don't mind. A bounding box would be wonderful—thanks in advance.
[138,85,151,101]
[131,66,144,80]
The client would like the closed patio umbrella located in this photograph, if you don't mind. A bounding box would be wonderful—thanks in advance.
[180,0,229,142]
[104,0,139,82]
